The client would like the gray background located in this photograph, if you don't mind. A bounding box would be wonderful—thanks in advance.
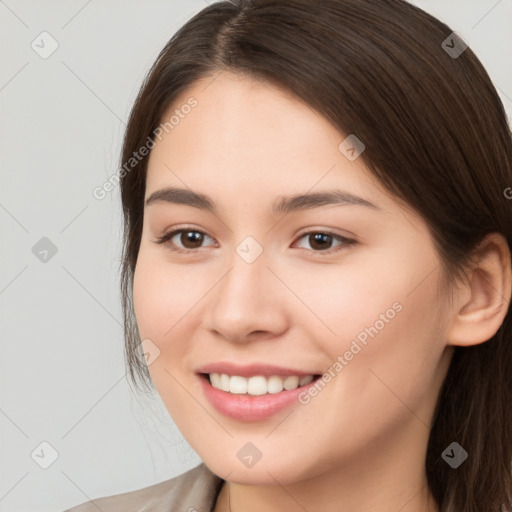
[1,1,511,511]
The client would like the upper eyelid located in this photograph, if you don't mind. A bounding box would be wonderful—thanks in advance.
[158,226,352,240]
[155,227,216,247]
[156,226,355,250]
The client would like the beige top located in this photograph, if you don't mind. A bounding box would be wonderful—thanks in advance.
[63,463,224,512]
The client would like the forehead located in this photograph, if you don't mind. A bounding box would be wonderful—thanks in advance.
[144,72,405,218]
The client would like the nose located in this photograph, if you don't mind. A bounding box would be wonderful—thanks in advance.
[203,245,289,344]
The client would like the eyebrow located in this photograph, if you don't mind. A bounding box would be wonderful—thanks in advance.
[144,187,381,215]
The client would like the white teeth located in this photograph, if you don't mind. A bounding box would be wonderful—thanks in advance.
[210,373,222,389]
[220,373,230,392]
[229,375,247,394]
[267,375,284,394]
[208,373,316,395]
[283,375,299,390]
[247,376,267,396]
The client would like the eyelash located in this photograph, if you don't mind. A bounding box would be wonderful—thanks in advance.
[153,227,357,255]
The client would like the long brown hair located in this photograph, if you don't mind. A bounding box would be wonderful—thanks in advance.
[118,1,512,510]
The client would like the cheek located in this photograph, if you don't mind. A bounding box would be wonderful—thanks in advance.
[132,247,222,411]
[311,247,446,410]
[280,255,400,346]
[322,268,446,429]
[132,252,203,413]
[133,250,204,341]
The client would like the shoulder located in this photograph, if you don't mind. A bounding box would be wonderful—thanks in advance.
[62,462,224,512]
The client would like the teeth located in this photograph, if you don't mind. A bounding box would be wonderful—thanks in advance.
[283,376,299,390]
[208,373,315,395]
[220,373,230,392]
[230,375,247,394]
[247,376,267,395]
[299,375,314,386]
[267,375,284,394]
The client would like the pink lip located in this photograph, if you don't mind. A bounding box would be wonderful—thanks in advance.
[197,373,321,422]
[195,361,317,378]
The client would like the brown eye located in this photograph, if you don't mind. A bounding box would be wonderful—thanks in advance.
[176,230,205,249]
[294,231,356,253]
[307,233,334,251]
[154,228,215,252]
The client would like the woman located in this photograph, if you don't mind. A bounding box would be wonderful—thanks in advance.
[65,0,512,511]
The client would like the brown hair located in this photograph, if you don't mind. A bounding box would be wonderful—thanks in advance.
[118,1,512,510]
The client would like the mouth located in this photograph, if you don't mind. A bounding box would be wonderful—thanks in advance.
[197,371,323,421]
[199,372,322,396]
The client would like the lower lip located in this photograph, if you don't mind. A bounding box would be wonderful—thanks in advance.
[198,374,320,422]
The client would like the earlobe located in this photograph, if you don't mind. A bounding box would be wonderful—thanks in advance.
[446,233,512,347]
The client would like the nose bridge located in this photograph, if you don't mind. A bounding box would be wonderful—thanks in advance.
[206,237,287,341]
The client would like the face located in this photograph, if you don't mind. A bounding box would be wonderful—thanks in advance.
[133,71,454,485]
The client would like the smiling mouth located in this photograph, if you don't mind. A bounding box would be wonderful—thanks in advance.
[200,372,322,396]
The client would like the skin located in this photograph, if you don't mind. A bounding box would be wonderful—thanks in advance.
[132,71,511,512]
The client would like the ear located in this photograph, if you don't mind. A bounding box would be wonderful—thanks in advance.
[446,233,512,347]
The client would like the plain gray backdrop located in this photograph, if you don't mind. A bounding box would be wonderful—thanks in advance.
[1,1,511,511]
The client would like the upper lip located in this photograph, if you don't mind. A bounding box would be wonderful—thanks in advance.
[196,362,319,378]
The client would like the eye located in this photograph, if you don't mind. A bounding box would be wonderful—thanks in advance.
[154,227,216,253]
[293,231,356,253]
[153,227,356,254]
